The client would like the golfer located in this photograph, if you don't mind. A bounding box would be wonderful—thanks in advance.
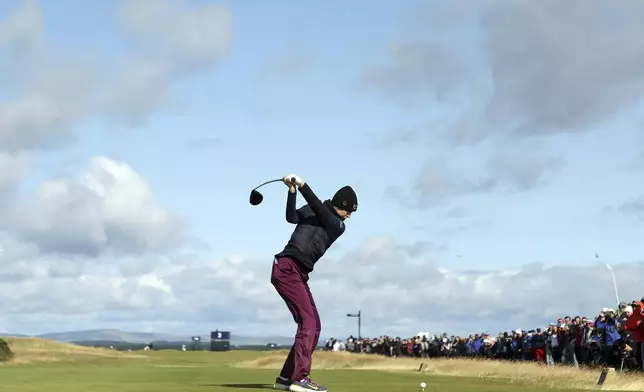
[272,174,357,392]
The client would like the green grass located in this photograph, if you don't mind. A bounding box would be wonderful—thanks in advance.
[0,340,633,392]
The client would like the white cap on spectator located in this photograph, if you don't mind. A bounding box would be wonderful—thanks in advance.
[515,329,522,334]
[625,306,633,313]
[602,307,609,312]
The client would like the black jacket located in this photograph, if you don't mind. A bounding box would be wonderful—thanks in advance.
[531,333,546,350]
[274,184,345,272]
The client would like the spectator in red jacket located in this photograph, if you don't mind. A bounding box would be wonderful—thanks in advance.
[625,301,644,370]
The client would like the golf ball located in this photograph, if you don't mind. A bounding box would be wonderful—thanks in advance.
[420,382,427,388]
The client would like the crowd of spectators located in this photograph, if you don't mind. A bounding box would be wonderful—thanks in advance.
[324,299,644,372]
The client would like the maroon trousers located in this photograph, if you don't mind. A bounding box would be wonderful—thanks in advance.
[271,256,321,382]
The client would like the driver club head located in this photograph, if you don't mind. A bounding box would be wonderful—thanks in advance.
[249,189,264,206]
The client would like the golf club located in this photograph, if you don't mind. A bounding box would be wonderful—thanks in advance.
[249,177,296,206]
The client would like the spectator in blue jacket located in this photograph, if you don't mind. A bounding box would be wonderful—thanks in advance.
[595,309,622,367]
[472,335,482,355]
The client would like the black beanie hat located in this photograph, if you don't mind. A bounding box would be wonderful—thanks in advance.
[331,186,357,212]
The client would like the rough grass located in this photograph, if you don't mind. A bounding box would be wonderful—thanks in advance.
[0,337,143,365]
[235,350,644,391]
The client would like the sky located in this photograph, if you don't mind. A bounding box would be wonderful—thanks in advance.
[1,0,644,340]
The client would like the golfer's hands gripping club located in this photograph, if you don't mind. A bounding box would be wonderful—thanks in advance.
[283,174,305,192]
[283,176,296,193]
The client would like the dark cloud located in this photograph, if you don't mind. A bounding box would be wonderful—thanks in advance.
[619,196,644,220]
[365,0,644,142]
[481,0,644,137]
[366,2,625,206]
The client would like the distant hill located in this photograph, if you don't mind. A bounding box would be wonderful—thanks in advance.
[0,333,28,338]
[5,329,295,347]
[37,329,180,344]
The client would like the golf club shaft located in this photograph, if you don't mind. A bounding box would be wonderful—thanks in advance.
[252,177,297,191]
[252,179,281,191]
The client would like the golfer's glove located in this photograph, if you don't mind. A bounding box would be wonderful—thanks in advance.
[285,173,305,187]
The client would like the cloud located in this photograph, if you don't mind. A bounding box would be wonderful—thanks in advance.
[484,142,564,192]
[1,0,638,342]
[0,0,233,152]
[1,235,641,337]
[105,0,233,124]
[386,160,482,209]
[0,0,238,336]
[3,157,184,257]
[365,2,614,207]
[0,153,30,191]
[619,196,644,221]
[481,0,644,136]
[0,0,242,335]
[0,153,188,326]
[365,0,644,142]
[118,0,232,64]
[0,0,43,57]
[387,141,562,208]
[0,0,89,151]
[360,42,464,108]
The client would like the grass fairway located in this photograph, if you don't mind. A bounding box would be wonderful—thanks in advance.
[0,338,640,392]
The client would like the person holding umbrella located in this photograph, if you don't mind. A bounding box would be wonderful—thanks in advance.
[271,174,357,392]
